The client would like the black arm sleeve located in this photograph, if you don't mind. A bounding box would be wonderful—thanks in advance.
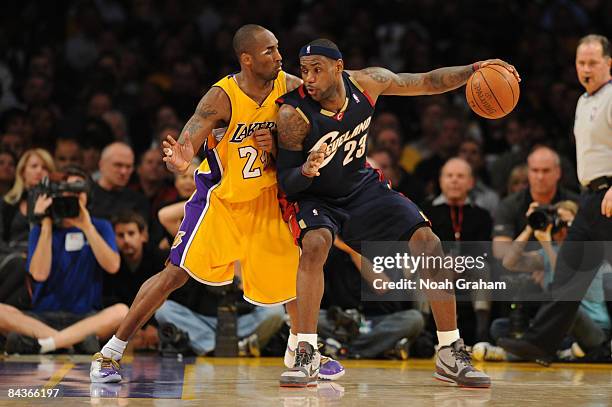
[276,148,313,195]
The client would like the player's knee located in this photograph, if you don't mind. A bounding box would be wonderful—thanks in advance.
[300,229,333,268]
[160,264,189,292]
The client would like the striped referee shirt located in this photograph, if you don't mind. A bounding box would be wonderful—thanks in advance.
[573,80,612,186]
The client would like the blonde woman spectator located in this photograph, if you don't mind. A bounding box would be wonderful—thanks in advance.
[0,149,55,253]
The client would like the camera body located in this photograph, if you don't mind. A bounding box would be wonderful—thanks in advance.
[28,177,90,223]
[527,204,565,231]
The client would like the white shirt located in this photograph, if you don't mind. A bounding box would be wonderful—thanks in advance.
[573,80,612,186]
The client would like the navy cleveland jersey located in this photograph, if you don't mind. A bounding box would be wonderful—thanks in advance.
[277,72,377,201]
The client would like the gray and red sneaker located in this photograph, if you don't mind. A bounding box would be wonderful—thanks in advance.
[90,352,122,383]
[434,339,490,388]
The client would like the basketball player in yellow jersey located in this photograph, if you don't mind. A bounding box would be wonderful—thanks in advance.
[90,24,345,383]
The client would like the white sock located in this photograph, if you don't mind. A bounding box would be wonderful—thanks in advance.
[101,335,128,361]
[297,333,318,349]
[437,329,460,347]
[288,332,298,351]
[38,337,56,354]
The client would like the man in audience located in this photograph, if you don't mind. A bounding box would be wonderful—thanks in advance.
[458,138,499,215]
[132,148,177,220]
[421,158,493,343]
[89,142,150,223]
[105,211,166,351]
[1,167,127,354]
[493,146,579,258]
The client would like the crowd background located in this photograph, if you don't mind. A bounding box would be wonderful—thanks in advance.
[0,0,610,361]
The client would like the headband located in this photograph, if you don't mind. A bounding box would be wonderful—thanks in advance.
[299,44,343,60]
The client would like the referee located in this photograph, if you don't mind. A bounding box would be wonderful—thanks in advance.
[499,34,612,363]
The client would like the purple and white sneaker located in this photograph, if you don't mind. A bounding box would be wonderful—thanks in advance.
[90,352,122,383]
[284,346,345,381]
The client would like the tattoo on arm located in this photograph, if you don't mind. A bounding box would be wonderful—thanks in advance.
[361,67,392,84]
[178,87,228,144]
[424,66,473,92]
[360,65,473,96]
[277,105,309,152]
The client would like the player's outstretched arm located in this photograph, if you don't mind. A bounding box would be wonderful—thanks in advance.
[162,87,230,173]
[276,104,324,195]
[350,59,519,98]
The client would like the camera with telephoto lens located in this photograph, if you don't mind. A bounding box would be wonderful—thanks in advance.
[28,176,90,223]
[527,204,566,231]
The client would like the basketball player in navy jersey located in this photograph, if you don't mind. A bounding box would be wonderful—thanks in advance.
[276,39,520,388]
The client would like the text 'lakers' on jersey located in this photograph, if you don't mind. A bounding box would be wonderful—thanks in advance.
[198,71,287,203]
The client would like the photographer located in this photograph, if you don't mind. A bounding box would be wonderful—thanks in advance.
[1,166,128,354]
[485,201,611,360]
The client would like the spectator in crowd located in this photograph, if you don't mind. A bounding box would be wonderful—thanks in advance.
[0,149,16,197]
[21,74,54,108]
[369,134,426,205]
[421,158,493,342]
[156,159,199,249]
[151,125,181,150]
[458,138,499,215]
[89,142,149,223]
[1,109,32,145]
[1,167,127,354]
[29,105,58,151]
[0,149,56,254]
[87,92,113,119]
[489,118,528,195]
[102,110,129,142]
[493,146,579,258]
[54,137,83,170]
[506,164,529,197]
[490,118,580,195]
[132,148,177,218]
[154,278,286,357]
[401,99,447,173]
[1,133,26,158]
[476,201,611,362]
[79,118,114,178]
[105,211,164,351]
[105,211,163,308]
[414,110,464,198]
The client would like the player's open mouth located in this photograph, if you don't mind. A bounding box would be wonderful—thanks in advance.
[306,87,317,95]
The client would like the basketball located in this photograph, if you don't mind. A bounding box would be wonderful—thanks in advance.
[466,65,520,119]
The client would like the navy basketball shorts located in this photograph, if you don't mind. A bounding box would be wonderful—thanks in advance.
[285,175,431,252]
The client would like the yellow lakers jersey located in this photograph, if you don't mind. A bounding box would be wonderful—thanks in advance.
[198,71,287,203]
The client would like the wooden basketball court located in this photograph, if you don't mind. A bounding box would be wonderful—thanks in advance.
[0,354,610,405]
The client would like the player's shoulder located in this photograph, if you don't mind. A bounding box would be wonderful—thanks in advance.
[276,83,307,107]
[284,72,303,92]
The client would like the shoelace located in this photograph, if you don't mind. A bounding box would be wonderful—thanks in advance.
[451,347,473,366]
[100,357,120,370]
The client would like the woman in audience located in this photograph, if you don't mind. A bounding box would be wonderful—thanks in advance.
[0,149,56,253]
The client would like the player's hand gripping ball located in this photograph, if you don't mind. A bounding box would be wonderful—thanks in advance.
[466,62,520,119]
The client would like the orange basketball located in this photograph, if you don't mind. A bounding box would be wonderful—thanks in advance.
[466,65,520,119]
